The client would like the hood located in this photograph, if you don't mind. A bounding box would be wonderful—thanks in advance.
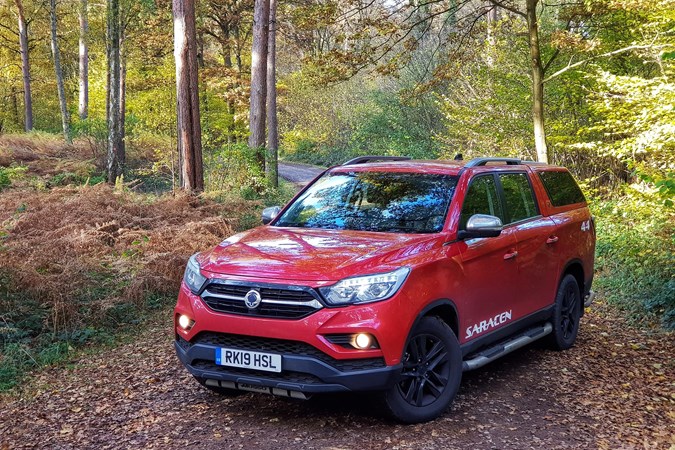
[198,226,441,282]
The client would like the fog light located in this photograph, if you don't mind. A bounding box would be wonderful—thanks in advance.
[178,314,194,330]
[352,333,372,350]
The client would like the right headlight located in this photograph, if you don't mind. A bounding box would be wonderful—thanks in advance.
[183,254,207,294]
[319,267,410,306]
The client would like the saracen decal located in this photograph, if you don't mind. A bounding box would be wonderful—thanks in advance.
[465,310,512,339]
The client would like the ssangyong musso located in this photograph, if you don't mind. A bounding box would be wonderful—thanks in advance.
[174,156,595,423]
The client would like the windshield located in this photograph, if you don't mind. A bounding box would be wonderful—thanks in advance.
[274,171,458,233]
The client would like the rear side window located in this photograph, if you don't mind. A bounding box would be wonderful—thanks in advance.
[460,175,503,229]
[499,173,538,224]
[538,171,585,207]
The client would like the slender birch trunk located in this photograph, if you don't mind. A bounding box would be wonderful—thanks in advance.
[265,0,278,187]
[78,0,88,120]
[15,0,32,131]
[106,0,123,182]
[49,0,70,142]
[526,0,548,163]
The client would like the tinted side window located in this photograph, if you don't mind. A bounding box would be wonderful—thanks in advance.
[460,175,503,229]
[499,173,538,224]
[538,171,586,206]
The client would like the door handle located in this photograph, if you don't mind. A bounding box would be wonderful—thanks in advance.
[546,236,559,244]
[503,250,518,260]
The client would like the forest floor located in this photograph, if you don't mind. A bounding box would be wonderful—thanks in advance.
[0,302,673,450]
[1,158,673,449]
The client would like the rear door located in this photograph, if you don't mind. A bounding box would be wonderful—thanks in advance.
[497,172,559,314]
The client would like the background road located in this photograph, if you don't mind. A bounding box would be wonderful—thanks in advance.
[278,162,324,187]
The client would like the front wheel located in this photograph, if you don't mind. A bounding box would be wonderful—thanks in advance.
[382,316,462,424]
[550,274,582,350]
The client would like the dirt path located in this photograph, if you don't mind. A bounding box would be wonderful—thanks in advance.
[1,303,672,450]
[278,162,324,187]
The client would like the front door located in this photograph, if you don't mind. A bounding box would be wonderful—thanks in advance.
[457,174,519,344]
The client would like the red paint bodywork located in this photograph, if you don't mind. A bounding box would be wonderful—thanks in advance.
[174,161,595,367]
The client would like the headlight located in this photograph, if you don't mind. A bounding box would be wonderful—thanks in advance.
[183,254,207,294]
[319,267,410,306]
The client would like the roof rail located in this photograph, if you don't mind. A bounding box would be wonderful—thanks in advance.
[464,157,522,167]
[342,155,412,165]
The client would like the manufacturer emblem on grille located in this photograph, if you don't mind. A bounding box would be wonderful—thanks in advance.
[244,290,262,309]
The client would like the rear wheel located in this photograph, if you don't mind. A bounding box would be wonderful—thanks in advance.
[382,316,462,423]
[550,274,582,350]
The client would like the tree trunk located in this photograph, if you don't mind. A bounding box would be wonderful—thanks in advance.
[219,23,237,144]
[526,0,548,163]
[49,0,70,143]
[106,0,123,182]
[78,0,88,120]
[119,34,126,163]
[265,0,278,187]
[173,0,204,192]
[248,0,270,169]
[15,0,32,131]
[11,86,19,127]
[486,2,498,67]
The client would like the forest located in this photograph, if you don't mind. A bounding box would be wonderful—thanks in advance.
[0,0,673,434]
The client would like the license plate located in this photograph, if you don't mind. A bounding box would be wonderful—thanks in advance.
[215,347,282,373]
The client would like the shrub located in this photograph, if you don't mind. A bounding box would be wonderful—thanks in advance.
[592,186,674,330]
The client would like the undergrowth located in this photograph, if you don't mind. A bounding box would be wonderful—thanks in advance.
[591,186,674,330]
[0,132,292,391]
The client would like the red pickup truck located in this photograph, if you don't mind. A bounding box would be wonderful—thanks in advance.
[174,156,596,423]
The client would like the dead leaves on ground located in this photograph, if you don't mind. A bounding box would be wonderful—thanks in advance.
[0,303,673,450]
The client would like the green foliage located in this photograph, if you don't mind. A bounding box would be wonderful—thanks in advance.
[437,18,534,160]
[280,72,443,165]
[0,279,175,391]
[0,165,29,190]
[570,69,675,197]
[592,188,674,330]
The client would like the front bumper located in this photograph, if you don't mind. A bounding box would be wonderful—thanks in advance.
[175,334,402,394]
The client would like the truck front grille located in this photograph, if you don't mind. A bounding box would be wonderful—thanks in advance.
[200,281,323,319]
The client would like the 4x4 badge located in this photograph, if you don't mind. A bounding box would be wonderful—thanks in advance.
[244,290,262,309]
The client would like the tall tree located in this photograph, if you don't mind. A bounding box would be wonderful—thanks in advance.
[48,0,70,142]
[173,0,204,191]
[78,0,88,120]
[107,0,123,182]
[486,0,550,163]
[248,0,269,168]
[14,0,32,131]
[265,0,277,187]
[524,0,547,163]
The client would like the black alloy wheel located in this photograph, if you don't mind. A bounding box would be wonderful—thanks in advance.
[383,316,462,423]
[550,274,582,350]
[398,334,450,407]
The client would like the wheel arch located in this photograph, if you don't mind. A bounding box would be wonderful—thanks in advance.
[411,299,460,338]
[561,259,585,294]
[561,259,586,317]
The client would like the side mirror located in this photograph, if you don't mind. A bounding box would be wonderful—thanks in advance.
[262,206,281,225]
[457,214,503,239]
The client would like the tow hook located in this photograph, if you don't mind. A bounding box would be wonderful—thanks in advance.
[584,290,595,308]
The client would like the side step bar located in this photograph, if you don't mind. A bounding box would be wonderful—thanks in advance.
[462,322,553,372]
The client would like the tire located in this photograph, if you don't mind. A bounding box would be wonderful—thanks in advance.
[550,274,582,351]
[193,376,245,397]
[382,316,462,424]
